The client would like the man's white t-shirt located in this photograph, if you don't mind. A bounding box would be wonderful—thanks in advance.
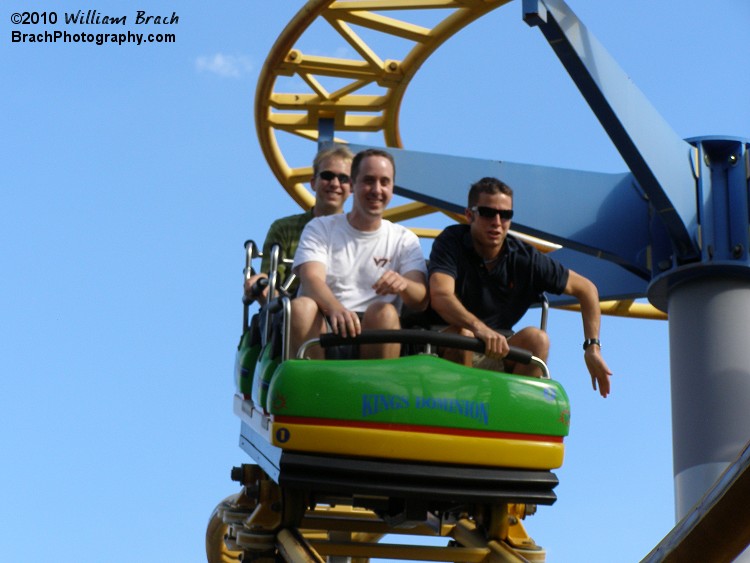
[293,214,427,313]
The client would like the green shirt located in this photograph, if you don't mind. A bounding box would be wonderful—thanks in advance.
[260,209,315,292]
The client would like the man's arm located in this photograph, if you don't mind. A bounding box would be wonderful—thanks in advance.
[244,272,269,305]
[245,219,290,306]
[241,223,276,305]
[563,269,613,398]
[372,270,429,312]
[429,272,509,358]
[297,261,361,337]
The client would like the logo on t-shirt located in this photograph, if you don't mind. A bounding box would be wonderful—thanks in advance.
[373,257,390,268]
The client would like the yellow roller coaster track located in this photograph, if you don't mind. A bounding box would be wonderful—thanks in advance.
[254,0,666,321]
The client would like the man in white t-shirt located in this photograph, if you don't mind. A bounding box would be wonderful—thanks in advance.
[291,148,429,359]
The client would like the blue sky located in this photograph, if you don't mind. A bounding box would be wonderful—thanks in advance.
[3,1,749,562]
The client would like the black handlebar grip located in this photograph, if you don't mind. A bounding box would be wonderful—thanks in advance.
[318,329,533,364]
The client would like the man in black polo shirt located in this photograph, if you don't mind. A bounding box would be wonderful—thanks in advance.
[428,177,612,398]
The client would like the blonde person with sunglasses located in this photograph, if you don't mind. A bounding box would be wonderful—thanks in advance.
[244,145,354,304]
[429,177,612,398]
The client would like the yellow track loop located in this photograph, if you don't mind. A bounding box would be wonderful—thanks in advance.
[255,0,667,320]
[255,0,511,214]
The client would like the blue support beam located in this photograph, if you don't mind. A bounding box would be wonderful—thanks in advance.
[523,0,700,262]
[693,138,750,263]
[648,137,750,309]
[317,117,335,148]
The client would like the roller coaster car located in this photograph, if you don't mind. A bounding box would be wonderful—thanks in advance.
[210,241,571,562]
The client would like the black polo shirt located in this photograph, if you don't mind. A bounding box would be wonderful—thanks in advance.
[428,224,569,331]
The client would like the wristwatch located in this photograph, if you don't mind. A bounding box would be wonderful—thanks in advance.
[583,338,601,351]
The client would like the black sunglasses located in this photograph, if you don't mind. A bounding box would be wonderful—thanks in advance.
[471,206,514,220]
[318,170,351,184]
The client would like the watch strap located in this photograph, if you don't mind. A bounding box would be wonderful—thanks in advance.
[583,338,601,350]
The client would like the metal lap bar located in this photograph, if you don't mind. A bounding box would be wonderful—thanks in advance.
[280,296,291,361]
[280,268,296,295]
[262,243,282,346]
[539,293,549,332]
[242,239,260,332]
[262,294,292,361]
[530,356,549,379]
[259,244,291,360]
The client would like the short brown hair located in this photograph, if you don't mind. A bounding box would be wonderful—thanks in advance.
[351,148,396,183]
[468,177,513,207]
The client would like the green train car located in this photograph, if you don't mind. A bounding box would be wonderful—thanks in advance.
[207,241,572,563]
